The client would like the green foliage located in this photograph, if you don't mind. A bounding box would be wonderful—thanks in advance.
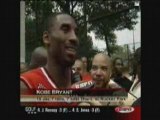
[24,0,140,63]
[25,17,36,63]
[86,0,139,56]
[25,0,54,63]
[111,44,132,62]
[25,0,98,63]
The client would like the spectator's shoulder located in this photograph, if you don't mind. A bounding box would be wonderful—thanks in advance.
[108,79,122,89]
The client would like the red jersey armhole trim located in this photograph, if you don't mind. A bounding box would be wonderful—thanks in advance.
[20,76,33,89]
[40,67,57,88]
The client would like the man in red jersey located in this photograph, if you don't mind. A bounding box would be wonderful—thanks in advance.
[20,13,82,106]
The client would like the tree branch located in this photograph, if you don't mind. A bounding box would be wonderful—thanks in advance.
[88,6,136,23]
[73,1,77,9]
[56,1,65,10]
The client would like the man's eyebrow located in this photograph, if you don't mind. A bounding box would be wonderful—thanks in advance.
[101,65,108,68]
[92,65,97,68]
[92,64,96,66]
[60,23,70,28]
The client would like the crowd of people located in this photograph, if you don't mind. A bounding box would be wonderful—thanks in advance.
[20,13,141,106]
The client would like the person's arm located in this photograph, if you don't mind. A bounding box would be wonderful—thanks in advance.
[20,80,35,106]
[120,92,137,106]
[132,97,141,106]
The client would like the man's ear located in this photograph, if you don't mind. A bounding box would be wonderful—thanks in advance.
[43,31,50,45]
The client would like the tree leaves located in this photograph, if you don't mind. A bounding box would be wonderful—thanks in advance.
[25,0,140,63]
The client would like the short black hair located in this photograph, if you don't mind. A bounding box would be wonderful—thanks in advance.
[113,57,123,67]
[132,47,141,79]
[43,12,69,32]
[134,47,141,64]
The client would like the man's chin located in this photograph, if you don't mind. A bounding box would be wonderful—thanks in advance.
[66,61,74,67]
[61,55,75,66]
[65,59,75,67]
[94,81,104,88]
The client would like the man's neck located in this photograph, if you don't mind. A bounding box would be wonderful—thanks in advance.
[83,69,88,75]
[45,60,72,89]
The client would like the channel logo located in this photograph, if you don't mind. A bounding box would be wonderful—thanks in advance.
[115,106,134,113]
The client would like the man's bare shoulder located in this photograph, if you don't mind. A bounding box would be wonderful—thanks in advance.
[20,80,28,89]
[108,79,122,88]
[20,80,29,94]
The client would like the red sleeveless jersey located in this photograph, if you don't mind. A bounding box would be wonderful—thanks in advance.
[82,73,92,81]
[20,67,77,106]
[21,67,57,90]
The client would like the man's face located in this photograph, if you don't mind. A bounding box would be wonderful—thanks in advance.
[115,59,123,73]
[81,57,87,69]
[44,14,79,67]
[91,54,111,88]
[72,60,84,76]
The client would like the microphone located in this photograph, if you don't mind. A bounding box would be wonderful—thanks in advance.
[71,70,82,84]
[71,80,95,89]
[71,70,94,89]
